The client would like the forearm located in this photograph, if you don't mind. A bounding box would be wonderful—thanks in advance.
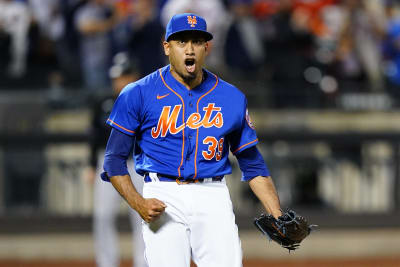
[110,174,166,222]
[249,176,282,218]
[110,174,144,212]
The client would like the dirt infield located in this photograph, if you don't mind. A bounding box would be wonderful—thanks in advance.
[1,258,400,267]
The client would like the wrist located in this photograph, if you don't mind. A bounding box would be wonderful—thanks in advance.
[271,210,282,219]
[133,195,146,210]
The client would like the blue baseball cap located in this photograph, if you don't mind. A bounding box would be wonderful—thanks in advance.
[165,13,213,42]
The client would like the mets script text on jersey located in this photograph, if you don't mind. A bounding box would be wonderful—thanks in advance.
[151,103,223,138]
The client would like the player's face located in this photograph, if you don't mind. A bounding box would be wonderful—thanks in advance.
[164,31,208,85]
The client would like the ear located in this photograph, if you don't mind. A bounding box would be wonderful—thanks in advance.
[205,42,209,53]
[163,41,170,56]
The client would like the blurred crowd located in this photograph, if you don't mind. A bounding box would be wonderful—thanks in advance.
[2,0,400,105]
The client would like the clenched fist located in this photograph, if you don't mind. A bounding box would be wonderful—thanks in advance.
[137,198,167,223]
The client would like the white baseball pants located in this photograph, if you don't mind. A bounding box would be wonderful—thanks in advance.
[142,179,243,267]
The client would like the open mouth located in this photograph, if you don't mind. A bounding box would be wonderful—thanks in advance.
[185,58,196,73]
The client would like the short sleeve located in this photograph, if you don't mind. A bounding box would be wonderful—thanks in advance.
[229,98,258,155]
[106,83,141,136]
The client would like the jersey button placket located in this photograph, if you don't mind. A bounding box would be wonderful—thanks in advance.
[186,134,193,162]
[185,92,196,176]
[188,96,195,158]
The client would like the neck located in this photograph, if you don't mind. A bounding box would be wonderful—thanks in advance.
[170,67,203,90]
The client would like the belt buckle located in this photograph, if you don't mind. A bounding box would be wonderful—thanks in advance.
[176,179,199,185]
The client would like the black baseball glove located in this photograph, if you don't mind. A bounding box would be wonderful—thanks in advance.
[254,209,316,251]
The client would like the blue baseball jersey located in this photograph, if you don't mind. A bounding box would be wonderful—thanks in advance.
[106,65,258,179]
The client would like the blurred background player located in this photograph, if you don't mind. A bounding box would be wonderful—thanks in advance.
[86,52,146,267]
[74,0,116,92]
[0,0,30,78]
[125,0,165,77]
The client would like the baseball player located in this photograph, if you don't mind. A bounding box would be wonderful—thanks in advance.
[88,53,146,267]
[101,13,282,267]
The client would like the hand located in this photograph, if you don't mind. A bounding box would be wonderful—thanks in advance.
[137,198,166,223]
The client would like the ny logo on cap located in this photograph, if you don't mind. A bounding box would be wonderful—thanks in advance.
[187,15,197,28]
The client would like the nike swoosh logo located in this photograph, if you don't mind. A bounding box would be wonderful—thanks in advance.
[157,93,170,100]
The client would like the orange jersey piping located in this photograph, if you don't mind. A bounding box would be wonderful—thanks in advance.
[159,68,185,177]
[107,119,135,134]
[232,138,258,154]
[193,73,219,179]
